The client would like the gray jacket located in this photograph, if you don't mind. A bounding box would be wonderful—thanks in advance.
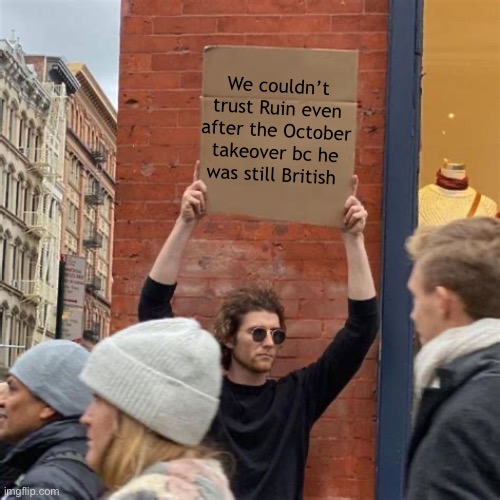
[0,418,104,500]
[406,342,500,499]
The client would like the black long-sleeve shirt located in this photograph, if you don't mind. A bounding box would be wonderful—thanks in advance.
[139,277,379,500]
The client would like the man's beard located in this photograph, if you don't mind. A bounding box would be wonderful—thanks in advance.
[231,350,274,374]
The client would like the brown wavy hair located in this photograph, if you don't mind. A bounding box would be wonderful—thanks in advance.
[213,285,286,370]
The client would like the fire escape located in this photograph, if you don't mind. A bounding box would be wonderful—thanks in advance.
[83,149,106,344]
[22,82,66,343]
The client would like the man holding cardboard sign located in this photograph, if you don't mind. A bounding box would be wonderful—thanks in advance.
[138,162,378,499]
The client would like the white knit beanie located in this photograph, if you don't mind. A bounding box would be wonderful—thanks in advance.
[80,318,222,446]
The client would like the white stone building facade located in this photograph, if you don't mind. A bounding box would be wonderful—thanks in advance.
[0,40,52,368]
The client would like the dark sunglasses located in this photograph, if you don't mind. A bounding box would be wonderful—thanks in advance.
[249,327,287,345]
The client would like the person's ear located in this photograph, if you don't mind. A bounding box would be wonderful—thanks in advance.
[435,286,453,319]
[40,405,57,421]
[224,330,239,350]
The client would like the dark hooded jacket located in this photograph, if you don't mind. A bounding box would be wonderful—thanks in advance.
[406,342,500,499]
[0,440,19,489]
[0,418,104,499]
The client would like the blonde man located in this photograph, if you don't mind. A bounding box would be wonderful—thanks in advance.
[405,216,500,499]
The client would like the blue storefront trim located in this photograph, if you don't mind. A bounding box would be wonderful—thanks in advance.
[376,0,424,498]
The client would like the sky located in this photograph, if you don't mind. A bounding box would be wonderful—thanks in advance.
[0,0,121,109]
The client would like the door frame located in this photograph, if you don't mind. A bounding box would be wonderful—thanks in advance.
[376,0,424,498]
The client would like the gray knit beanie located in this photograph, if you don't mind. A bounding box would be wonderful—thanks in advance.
[10,340,92,416]
[80,318,222,446]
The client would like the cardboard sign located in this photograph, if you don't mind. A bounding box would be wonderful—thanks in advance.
[200,46,358,227]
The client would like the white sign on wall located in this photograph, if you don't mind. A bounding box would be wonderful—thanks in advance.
[61,254,86,341]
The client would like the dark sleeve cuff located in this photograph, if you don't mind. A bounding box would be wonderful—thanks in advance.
[346,296,379,336]
[142,276,177,301]
[347,296,378,317]
[138,277,177,321]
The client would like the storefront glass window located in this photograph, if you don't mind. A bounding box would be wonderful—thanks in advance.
[419,0,500,227]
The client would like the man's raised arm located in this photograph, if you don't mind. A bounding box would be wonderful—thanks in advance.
[342,175,376,301]
[301,176,379,424]
[139,162,207,321]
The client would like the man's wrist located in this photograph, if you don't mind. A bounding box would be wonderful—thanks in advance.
[342,232,365,244]
[175,216,198,231]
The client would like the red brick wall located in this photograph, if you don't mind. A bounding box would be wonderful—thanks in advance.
[115,1,387,498]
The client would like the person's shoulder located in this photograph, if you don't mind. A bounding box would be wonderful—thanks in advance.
[276,367,308,391]
[20,442,103,499]
[436,370,500,431]
[110,458,233,500]
[19,459,102,499]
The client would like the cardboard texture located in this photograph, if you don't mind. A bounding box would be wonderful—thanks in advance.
[201,46,358,227]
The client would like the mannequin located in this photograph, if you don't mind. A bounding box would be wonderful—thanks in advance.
[418,160,498,227]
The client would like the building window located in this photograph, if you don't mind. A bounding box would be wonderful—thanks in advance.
[100,233,109,260]
[48,198,56,219]
[8,105,16,143]
[27,121,35,160]
[38,249,45,282]
[29,253,37,281]
[64,232,78,254]
[0,310,3,349]
[15,176,23,218]
[18,113,27,150]
[0,162,5,198]
[24,183,32,222]
[19,248,25,282]
[102,196,109,220]
[68,201,79,233]
[5,169,11,210]
[0,97,4,135]
[69,158,80,186]
[110,153,116,178]
[27,126,32,150]
[12,176,19,215]
[34,131,42,162]
[0,237,6,282]
[32,189,40,213]
[10,315,25,364]
[8,107,16,141]
[12,244,17,288]
[4,234,13,284]
[419,2,500,227]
